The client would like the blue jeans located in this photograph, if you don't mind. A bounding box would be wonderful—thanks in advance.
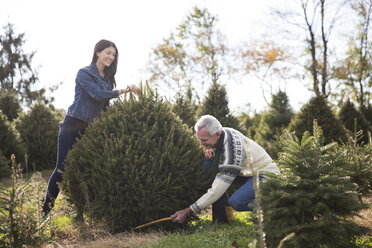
[42,115,88,214]
[202,160,263,222]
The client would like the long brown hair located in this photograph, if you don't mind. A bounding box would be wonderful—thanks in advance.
[91,39,118,88]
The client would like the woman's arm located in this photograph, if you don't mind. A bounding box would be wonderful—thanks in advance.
[76,70,119,101]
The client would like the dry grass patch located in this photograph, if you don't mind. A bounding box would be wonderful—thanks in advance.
[74,231,165,248]
[41,224,166,248]
[355,196,372,231]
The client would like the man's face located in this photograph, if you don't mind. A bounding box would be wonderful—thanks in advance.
[196,128,220,149]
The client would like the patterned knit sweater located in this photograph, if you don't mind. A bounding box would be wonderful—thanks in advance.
[190,127,280,214]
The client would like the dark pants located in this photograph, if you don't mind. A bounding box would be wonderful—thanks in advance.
[201,160,263,222]
[42,115,88,214]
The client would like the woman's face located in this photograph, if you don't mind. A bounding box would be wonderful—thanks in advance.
[96,46,116,67]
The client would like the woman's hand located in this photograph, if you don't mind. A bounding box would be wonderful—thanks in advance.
[119,84,140,96]
[127,84,140,96]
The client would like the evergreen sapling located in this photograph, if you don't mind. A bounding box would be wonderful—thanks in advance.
[261,121,369,248]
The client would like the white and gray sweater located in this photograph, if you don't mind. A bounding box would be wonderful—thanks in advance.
[190,127,280,214]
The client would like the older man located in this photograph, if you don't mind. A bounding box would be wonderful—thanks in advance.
[171,115,280,223]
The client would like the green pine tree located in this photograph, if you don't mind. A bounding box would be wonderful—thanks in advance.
[289,95,347,144]
[261,121,369,248]
[62,84,210,232]
[255,90,294,158]
[360,104,372,125]
[339,100,372,144]
[238,110,262,139]
[0,155,44,247]
[341,131,372,203]
[0,89,21,122]
[172,92,196,128]
[198,81,242,131]
[15,102,63,171]
[0,111,25,177]
[0,150,10,178]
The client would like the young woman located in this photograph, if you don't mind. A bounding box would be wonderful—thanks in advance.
[42,39,139,219]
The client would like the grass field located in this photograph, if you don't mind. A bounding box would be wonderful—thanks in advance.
[1,170,371,248]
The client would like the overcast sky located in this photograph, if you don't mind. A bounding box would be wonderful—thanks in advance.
[0,0,310,114]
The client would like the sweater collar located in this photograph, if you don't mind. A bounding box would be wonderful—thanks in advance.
[214,130,225,155]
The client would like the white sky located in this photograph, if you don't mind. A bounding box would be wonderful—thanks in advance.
[0,0,310,114]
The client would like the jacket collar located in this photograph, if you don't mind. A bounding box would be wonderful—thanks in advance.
[87,63,111,79]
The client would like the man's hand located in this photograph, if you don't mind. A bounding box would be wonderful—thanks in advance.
[205,148,215,159]
[171,207,192,224]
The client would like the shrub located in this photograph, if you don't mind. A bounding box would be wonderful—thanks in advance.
[15,102,63,171]
[261,121,369,248]
[62,85,210,232]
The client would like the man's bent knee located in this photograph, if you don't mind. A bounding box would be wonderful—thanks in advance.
[229,196,254,211]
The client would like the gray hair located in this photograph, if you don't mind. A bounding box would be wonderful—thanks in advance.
[194,115,222,136]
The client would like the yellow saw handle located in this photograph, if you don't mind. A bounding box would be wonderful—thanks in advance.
[134,217,174,229]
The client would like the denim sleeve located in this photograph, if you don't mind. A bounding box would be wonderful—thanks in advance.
[76,70,119,101]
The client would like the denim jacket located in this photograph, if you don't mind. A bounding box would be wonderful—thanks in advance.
[67,63,119,123]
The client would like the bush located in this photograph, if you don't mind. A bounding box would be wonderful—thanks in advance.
[62,85,210,232]
[15,102,63,171]
[261,121,369,248]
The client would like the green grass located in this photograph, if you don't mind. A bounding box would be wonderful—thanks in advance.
[144,212,257,248]
[1,172,371,248]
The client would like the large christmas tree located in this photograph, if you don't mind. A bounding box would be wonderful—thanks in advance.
[62,84,210,232]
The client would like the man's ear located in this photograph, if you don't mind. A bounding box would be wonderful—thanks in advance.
[215,131,221,139]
